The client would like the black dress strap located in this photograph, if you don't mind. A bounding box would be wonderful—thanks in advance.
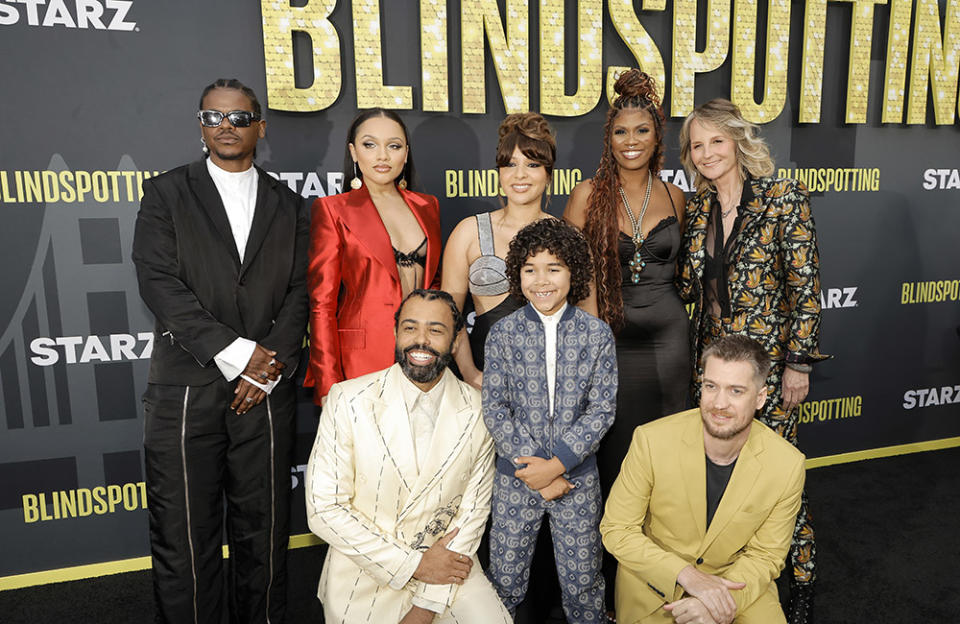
[662,178,680,220]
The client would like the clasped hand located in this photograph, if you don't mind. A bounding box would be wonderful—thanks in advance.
[231,344,284,414]
[671,565,745,624]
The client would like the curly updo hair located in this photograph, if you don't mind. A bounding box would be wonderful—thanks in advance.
[583,68,666,330]
[496,112,557,201]
[505,218,593,306]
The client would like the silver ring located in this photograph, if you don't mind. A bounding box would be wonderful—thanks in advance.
[268,359,276,367]
[259,371,268,379]
[245,397,253,403]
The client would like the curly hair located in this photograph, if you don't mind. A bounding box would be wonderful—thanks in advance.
[679,98,775,194]
[496,112,557,201]
[505,218,593,306]
[582,68,665,330]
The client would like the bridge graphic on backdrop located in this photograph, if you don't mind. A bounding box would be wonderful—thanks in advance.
[0,154,154,495]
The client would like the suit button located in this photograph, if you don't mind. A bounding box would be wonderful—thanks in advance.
[696,557,704,565]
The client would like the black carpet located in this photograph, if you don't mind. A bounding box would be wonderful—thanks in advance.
[3,447,958,623]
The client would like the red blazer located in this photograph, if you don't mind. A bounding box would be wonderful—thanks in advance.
[305,186,441,403]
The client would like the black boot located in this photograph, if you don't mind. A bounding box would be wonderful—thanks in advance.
[786,581,814,624]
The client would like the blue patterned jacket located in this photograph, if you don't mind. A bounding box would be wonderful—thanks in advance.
[482,304,618,478]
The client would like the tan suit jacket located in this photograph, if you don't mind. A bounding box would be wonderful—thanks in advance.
[600,408,805,623]
[305,364,506,623]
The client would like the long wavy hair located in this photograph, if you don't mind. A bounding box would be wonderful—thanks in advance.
[679,98,775,194]
[582,69,665,330]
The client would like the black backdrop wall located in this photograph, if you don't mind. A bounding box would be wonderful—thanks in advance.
[0,0,958,586]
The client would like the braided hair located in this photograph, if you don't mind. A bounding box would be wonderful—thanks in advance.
[582,69,665,330]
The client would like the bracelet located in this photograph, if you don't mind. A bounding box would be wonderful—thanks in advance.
[786,362,812,373]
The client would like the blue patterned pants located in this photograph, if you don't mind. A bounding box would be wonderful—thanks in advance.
[487,469,605,623]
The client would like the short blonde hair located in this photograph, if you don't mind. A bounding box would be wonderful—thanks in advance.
[679,99,775,194]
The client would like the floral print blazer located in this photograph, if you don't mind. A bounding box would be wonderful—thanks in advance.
[676,176,829,367]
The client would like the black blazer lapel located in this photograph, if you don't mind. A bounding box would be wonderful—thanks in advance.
[187,159,241,268]
[240,168,280,277]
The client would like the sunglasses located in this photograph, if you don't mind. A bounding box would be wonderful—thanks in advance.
[197,110,261,128]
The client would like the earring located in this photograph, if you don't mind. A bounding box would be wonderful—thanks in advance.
[350,162,362,190]
[201,137,209,155]
[397,177,407,190]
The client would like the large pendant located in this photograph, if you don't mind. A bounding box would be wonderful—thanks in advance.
[628,236,646,283]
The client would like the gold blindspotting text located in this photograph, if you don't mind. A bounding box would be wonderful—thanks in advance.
[22,482,148,523]
[260,0,960,124]
[798,395,862,424]
[777,167,880,192]
[0,170,161,204]
[445,167,582,197]
[901,279,960,304]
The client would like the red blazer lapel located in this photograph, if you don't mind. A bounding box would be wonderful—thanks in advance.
[402,189,441,288]
[338,186,399,284]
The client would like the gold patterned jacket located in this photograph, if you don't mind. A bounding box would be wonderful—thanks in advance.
[676,176,829,367]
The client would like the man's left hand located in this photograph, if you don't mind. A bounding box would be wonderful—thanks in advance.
[663,597,721,624]
[232,379,266,414]
[781,367,809,413]
[514,456,565,490]
[399,606,436,624]
[242,344,284,384]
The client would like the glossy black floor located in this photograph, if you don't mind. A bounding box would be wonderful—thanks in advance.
[3,446,958,623]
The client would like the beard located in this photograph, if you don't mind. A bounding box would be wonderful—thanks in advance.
[701,409,752,440]
[395,342,453,384]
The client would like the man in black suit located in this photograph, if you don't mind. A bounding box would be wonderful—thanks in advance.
[132,78,308,624]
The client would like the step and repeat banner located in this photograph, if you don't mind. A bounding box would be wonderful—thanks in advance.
[0,0,957,581]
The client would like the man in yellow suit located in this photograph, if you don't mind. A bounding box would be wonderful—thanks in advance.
[600,335,805,624]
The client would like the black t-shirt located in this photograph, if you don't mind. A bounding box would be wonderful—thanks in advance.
[706,454,737,528]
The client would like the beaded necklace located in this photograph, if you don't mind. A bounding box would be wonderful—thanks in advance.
[619,171,653,284]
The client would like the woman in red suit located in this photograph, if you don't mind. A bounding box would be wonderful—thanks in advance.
[305,109,441,403]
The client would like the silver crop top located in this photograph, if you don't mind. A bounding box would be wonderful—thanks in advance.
[467,212,509,297]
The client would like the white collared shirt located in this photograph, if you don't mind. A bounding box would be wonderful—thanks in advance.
[396,369,448,614]
[206,157,258,262]
[532,302,568,415]
[399,370,444,473]
[205,159,276,394]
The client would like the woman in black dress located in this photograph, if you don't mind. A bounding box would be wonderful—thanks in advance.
[564,69,690,610]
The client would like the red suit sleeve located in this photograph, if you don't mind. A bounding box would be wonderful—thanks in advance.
[306,197,345,403]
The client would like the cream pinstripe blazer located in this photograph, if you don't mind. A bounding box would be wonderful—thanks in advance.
[305,364,496,622]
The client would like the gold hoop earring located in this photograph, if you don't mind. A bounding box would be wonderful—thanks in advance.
[350,161,362,190]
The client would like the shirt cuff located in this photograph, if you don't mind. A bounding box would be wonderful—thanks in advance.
[389,549,423,591]
[412,595,448,614]
[213,338,256,381]
[241,374,279,395]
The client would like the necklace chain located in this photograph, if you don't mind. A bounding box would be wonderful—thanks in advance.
[619,170,653,283]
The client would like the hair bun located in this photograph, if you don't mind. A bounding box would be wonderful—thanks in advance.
[614,68,662,109]
[498,112,555,145]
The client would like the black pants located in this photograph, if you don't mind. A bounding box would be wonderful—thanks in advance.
[143,378,295,624]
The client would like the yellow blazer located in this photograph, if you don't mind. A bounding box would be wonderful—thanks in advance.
[600,408,805,623]
[305,365,499,623]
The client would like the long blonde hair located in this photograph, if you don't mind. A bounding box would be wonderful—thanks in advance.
[679,99,775,194]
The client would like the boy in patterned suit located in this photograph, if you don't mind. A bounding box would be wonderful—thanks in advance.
[483,218,618,623]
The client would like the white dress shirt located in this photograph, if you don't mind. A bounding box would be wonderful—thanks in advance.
[205,159,277,394]
[396,371,449,613]
[532,302,567,416]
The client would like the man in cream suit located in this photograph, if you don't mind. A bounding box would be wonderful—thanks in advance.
[600,335,805,624]
[305,289,511,624]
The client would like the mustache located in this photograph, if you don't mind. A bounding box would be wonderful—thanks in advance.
[403,344,441,358]
[215,130,239,139]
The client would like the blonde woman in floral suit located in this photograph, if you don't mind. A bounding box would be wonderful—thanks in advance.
[677,99,828,624]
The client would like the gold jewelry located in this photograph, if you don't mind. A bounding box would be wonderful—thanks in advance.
[397,177,407,190]
[349,162,362,190]
[619,170,653,283]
